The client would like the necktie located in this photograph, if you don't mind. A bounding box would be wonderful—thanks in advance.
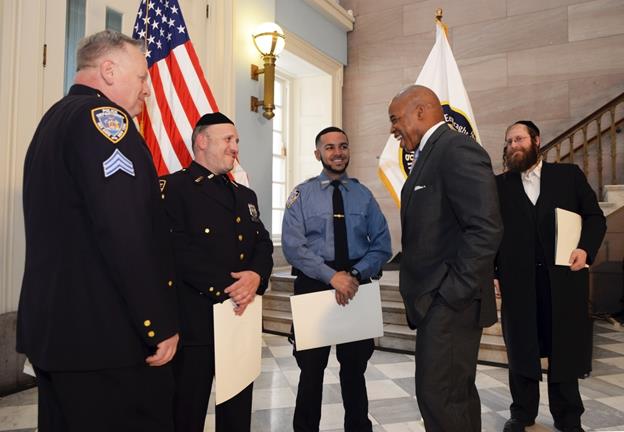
[409,149,421,174]
[331,180,349,270]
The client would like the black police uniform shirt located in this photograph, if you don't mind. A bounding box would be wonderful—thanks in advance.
[160,161,273,345]
[17,84,178,371]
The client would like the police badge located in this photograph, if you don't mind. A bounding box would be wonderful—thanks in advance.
[91,107,129,143]
[248,203,260,222]
[286,189,300,209]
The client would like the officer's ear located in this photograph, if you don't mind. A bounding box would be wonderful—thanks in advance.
[100,59,116,85]
[314,148,321,162]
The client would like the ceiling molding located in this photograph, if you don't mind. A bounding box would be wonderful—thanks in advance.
[303,0,354,32]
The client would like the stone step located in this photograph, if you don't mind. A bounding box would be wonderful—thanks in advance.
[600,201,617,216]
[483,321,503,336]
[269,271,295,292]
[262,309,292,334]
[379,283,403,302]
[381,300,408,326]
[263,290,291,312]
[603,184,624,206]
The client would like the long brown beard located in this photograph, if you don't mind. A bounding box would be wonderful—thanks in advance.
[506,142,539,173]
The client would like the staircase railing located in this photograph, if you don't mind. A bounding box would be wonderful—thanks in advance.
[540,92,624,199]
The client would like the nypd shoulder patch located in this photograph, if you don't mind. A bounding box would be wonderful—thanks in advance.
[286,189,300,209]
[103,148,135,178]
[91,107,128,143]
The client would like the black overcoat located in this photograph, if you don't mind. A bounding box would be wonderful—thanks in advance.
[495,162,606,382]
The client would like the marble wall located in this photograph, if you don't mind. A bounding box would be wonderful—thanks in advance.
[339,0,624,252]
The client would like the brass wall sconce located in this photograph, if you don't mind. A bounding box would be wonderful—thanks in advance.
[250,22,285,120]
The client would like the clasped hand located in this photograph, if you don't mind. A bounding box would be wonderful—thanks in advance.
[225,270,261,315]
[330,271,359,306]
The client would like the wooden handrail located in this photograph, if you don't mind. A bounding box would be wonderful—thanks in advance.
[541,92,624,154]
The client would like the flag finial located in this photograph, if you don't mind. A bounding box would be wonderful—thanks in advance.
[435,8,443,21]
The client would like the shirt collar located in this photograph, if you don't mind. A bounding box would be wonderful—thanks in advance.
[318,171,350,190]
[418,121,446,153]
[521,158,543,181]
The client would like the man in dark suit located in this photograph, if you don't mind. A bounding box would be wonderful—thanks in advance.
[388,85,503,432]
[160,112,273,432]
[495,121,606,432]
[17,30,179,432]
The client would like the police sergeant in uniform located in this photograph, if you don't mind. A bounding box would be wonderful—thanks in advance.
[17,30,179,432]
[282,126,392,432]
[160,112,273,432]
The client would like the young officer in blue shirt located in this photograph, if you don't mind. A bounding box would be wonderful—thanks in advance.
[282,126,392,432]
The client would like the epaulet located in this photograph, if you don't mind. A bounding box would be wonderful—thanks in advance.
[347,177,360,184]
[304,176,318,184]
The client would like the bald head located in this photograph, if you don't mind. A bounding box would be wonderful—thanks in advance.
[388,85,444,152]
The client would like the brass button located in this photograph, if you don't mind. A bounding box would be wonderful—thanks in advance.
[147,331,155,338]
[236,216,241,223]
[238,234,243,241]
[239,253,245,261]
[143,320,151,327]
[204,228,210,234]
[209,287,214,292]
[256,230,259,235]
[161,194,165,199]
[216,291,221,296]
[167,280,173,287]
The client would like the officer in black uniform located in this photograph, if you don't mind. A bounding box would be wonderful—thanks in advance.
[160,112,274,432]
[17,30,179,432]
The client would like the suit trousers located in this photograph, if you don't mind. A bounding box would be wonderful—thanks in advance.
[415,295,482,432]
[34,364,174,432]
[293,338,374,432]
[172,345,253,432]
[509,370,584,428]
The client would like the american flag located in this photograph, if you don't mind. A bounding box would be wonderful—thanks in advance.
[132,0,248,184]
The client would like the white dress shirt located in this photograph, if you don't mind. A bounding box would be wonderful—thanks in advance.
[521,159,543,205]
[410,121,446,172]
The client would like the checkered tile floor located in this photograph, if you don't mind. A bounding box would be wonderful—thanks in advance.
[1,321,623,431]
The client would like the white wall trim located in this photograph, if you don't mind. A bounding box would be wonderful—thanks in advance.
[303,0,354,32]
[282,29,343,127]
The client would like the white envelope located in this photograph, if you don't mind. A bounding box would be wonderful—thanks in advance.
[213,295,262,404]
[290,281,384,351]
[555,208,586,267]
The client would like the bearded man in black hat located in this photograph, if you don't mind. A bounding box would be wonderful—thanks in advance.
[494,120,606,432]
[160,112,273,432]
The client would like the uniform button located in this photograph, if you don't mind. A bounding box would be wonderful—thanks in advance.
[204,228,210,234]
[256,230,259,235]
[144,320,151,327]
[168,280,173,287]
[216,291,221,296]
[147,331,155,338]
[239,253,245,261]
[161,194,165,200]
[238,234,243,241]
[236,216,241,223]
[209,287,214,292]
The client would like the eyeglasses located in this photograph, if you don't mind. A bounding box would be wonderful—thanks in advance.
[504,135,530,146]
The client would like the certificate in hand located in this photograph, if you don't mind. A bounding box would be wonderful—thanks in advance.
[555,208,585,267]
[213,295,262,404]
[290,281,384,351]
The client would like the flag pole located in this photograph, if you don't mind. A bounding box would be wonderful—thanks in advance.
[435,8,449,38]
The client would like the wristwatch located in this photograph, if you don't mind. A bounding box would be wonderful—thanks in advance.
[349,267,361,282]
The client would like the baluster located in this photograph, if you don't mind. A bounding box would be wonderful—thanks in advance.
[609,107,616,185]
[596,117,603,198]
[582,126,589,176]
[569,135,574,164]
[556,141,561,162]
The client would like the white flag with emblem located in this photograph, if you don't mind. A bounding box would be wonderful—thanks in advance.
[378,18,480,207]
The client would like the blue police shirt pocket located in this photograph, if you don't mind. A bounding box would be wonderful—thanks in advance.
[347,203,368,238]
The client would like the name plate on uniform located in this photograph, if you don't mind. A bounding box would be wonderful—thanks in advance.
[290,281,384,351]
[213,295,262,404]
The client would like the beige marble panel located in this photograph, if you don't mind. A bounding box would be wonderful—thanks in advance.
[568,73,624,119]
[357,31,435,74]
[507,35,624,86]
[350,131,393,158]
[349,6,404,48]
[403,0,507,36]
[355,101,394,137]
[452,7,568,59]
[507,0,594,16]
[457,53,508,92]
[569,0,624,42]
[470,81,569,125]
[344,68,405,92]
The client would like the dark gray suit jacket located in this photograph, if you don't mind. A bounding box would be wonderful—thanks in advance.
[399,124,503,329]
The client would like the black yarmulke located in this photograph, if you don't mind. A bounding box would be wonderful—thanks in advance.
[514,120,540,136]
[195,112,234,128]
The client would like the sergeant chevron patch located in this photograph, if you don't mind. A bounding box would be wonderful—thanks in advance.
[103,148,135,178]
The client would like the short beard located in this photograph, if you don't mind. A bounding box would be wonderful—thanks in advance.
[321,158,349,175]
[506,142,539,173]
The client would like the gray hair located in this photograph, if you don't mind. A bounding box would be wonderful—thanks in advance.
[76,30,144,71]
